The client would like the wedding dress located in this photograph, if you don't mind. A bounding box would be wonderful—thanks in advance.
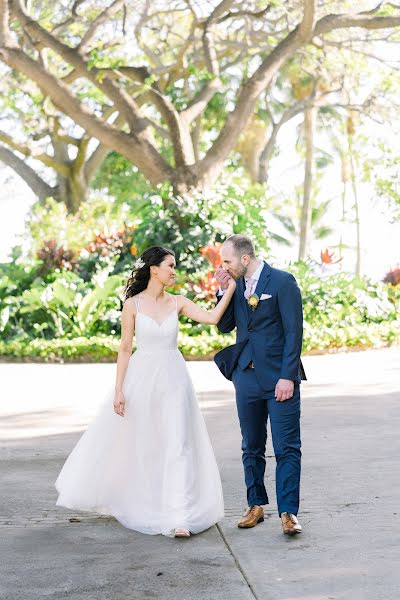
[55,294,224,537]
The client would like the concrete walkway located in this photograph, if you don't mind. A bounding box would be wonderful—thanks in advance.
[1,348,399,600]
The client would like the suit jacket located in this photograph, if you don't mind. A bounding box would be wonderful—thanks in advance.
[214,261,307,389]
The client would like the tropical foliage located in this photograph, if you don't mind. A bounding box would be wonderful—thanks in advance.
[1,223,399,361]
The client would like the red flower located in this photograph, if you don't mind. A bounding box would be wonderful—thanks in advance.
[199,242,222,269]
[189,271,219,302]
[320,248,342,265]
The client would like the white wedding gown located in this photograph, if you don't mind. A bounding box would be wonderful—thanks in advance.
[55,294,224,537]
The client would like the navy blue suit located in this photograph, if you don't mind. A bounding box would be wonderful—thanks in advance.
[216,261,306,515]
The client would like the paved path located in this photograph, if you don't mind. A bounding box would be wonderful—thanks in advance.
[1,348,399,599]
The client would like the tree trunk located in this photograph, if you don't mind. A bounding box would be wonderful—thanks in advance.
[52,138,89,213]
[338,147,346,266]
[0,131,105,212]
[56,172,88,214]
[258,123,280,183]
[298,105,316,261]
[348,140,361,276]
[233,116,269,181]
[191,118,202,163]
[338,180,347,268]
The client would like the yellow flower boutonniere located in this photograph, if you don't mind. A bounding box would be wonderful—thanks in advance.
[248,293,259,310]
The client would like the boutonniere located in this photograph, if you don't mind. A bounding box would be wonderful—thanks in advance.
[248,293,259,310]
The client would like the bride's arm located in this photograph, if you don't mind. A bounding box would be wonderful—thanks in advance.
[178,279,236,325]
[114,298,136,416]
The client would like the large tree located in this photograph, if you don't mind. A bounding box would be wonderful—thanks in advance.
[1,0,400,199]
[0,52,119,212]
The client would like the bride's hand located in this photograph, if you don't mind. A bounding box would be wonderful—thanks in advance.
[227,277,236,291]
[113,390,126,417]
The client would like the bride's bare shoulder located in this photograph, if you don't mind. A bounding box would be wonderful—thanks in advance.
[167,293,185,311]
[122,296,138,315]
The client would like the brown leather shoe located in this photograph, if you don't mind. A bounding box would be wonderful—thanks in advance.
[281,512,302,535]
[238,505,264,528]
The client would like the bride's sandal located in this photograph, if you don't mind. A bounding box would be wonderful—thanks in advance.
[174,527,191,538]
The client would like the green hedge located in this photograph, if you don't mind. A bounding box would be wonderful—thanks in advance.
[0,320,398,363]
[1,255,399,361]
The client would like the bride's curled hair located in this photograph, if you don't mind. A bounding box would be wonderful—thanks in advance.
[123,246,175,301]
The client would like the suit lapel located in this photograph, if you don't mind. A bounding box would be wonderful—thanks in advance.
[237,261,272,325]
[248,261,271,326]
[237,277,250,320]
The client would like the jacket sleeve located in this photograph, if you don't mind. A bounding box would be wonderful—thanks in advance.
[216,292,236,333]
[277,274,303,381]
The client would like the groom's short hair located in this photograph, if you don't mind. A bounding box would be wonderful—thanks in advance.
[224,234,256,258]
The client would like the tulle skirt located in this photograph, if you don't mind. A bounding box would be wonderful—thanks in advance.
[55,349,224,536]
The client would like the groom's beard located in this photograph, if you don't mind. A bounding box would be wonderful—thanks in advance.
[231,265,247,280]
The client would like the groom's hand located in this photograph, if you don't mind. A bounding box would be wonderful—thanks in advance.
[215,266,231,291]
[275,379,294,402]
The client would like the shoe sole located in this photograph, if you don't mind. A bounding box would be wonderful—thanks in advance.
[284,529,302,536]
[238,516,264,528]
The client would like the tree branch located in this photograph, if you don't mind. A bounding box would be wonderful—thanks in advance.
[198,26,303,183]
[202,0,234,76]
[72,136,89,175]
[10,1,154,139]
[78,0,125,54]
[259,97,315,182]
[198,4,400,186]
[298,0,316,42]
[116,66,195,166]
[314,11,400,37]
[0,46,173,185]
[180,77,222,124]
[0,0,11,47]
[57,67,194,166]
[84,141,110,183]
[83,112,126,182]
[0,143,55,200]
[0,129,71,176]
[218,6,271,23]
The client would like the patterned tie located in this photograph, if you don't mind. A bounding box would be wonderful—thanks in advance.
[244,277,256,300]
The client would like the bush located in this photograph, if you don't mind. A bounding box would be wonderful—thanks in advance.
[288,261,400,351]
[0,336,121,362]
[77,224,138,281]
[1,254,400,360]
[1,180,400,361]
[37,240,78,275]
[1,269,124,340]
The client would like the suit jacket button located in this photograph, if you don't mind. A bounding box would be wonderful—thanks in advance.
[249,328,252,332]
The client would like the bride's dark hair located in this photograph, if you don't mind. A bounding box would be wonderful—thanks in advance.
[123,246,175,301]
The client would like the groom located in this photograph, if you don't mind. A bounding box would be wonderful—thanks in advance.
[214,234,306,535]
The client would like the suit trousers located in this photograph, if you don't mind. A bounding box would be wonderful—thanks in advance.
[232,366,302,516]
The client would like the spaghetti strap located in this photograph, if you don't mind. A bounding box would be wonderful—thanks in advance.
[172,294,178,311]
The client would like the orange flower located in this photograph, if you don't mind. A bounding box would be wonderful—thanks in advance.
[199,242,222,269]
[320,248,342,265]
[193,271,220,301]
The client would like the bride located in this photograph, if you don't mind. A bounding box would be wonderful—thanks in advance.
[55,245,236,538]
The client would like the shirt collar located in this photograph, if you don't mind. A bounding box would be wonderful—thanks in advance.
[245,257,264,282]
